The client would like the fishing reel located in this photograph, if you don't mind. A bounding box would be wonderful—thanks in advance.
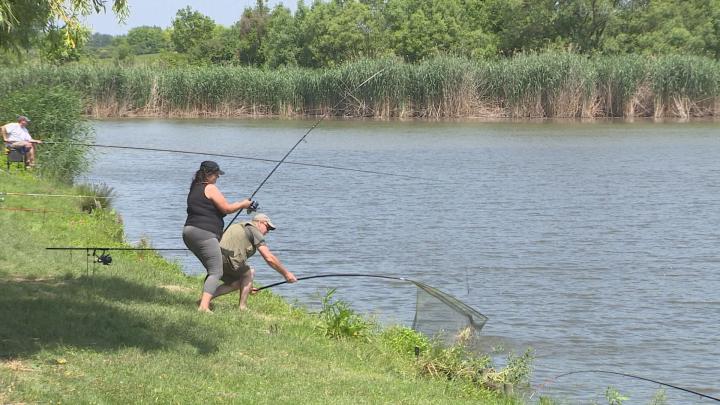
[97,253,113,265]
[91,249,113,265]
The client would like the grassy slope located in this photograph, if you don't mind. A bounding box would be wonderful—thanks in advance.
[0,169,516,404]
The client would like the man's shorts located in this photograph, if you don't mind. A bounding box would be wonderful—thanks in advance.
[9,142,28,153]
[220,256,252,285]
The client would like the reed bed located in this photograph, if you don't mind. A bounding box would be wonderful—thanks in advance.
[2,53,719,118]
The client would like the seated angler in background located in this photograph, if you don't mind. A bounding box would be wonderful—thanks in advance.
[1,115,42,167]
[212,213,297,310]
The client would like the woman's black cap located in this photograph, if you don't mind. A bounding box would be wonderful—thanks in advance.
[200,160,225,175]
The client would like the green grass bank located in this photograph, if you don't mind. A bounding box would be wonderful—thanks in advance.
[2,53,719,119]
[0,169,525,404]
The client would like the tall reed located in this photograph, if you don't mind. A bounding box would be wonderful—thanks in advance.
[2,53,718,118]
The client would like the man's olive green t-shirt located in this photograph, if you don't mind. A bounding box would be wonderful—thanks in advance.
[219,222,266,270]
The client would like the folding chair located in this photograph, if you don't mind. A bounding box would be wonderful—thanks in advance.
[5,144,27,170]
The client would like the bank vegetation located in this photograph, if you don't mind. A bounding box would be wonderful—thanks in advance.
[2,53,718,119]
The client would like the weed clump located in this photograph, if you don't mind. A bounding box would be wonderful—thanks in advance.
[76,183,117,213]
[316,288,375,340]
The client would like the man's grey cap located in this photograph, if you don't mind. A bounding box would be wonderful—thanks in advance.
[253,213,276,230]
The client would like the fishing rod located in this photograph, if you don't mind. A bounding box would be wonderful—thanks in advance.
[47,247,189,252]
[45,246,325,267]
[46,246,321,253]
[43,142,430,181]
[254,273,407,292]
[224,68,386,233]
[538,370,720,402]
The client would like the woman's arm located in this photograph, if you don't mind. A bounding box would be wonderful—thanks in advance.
[204,184,252,214]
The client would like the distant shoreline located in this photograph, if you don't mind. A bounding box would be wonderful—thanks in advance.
[3,53,719,120]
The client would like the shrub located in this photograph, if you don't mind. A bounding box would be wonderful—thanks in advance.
[418,342,492,381]
[316,289,374,340]
[380,325,430,357]
[76,183,117,213]
[0,85,93,183]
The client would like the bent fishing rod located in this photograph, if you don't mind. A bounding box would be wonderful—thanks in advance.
[537,370,720,402]
[254,273,408,292]
[224,68,386,233]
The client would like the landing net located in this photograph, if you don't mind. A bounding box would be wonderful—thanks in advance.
[411,280,488,345]
[256,274,488,344]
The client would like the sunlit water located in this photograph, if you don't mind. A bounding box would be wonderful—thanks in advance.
[83,118,720,404]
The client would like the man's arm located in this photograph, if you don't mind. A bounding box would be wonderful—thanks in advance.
[257,245,297,282]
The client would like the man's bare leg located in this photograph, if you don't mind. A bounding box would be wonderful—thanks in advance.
[27,144,36,166]
[238,268,255,310]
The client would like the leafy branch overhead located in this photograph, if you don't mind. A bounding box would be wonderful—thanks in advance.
[0,0,128,51]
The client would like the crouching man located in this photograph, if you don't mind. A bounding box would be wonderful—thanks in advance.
[212,213,297,310]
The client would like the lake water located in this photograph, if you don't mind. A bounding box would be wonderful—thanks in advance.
[84,118,720,404]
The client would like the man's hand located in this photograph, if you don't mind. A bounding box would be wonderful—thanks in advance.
[247,200,259,213]
[285,272,297,283]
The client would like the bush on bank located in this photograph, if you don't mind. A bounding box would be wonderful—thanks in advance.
[0,85,93,183]
[1,52,719,119]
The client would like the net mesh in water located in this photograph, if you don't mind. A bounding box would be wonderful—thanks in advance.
[411,280,488,345]
[255,274,488,344]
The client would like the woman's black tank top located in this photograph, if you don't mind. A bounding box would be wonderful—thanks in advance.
[184,183,225,238]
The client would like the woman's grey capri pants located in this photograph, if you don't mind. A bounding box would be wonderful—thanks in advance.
[182,225,223,295]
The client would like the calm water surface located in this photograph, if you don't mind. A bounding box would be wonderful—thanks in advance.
[84,119,720,404]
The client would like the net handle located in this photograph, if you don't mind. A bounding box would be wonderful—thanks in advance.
[254,273,407,292]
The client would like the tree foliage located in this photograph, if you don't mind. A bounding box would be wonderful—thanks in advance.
[170,6,215,53]
[260,5,300,68]
[126,26,167,55]
[0,0,127,51]
[5,0,720,68]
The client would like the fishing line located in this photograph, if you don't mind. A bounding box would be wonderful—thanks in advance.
[224,68,386,233]
[42,142,430,181]
[536,370,720,402]
[0,207,70,214]
[1,191,111,198]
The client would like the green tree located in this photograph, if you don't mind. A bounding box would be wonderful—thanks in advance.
[602,0,720,58]
[486,0,562,55]
[170,6,215,53]
[260,5,300,67]
[87,32,114,48]
[554,0,619,53]
[384,0,497,62]
[40,25,90,64]
[299,0,384,67]
[126,26,167,55]
[0,0,128,51]
[190,26,239,64]
[112,36,134,65]
[234,0,270,66]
